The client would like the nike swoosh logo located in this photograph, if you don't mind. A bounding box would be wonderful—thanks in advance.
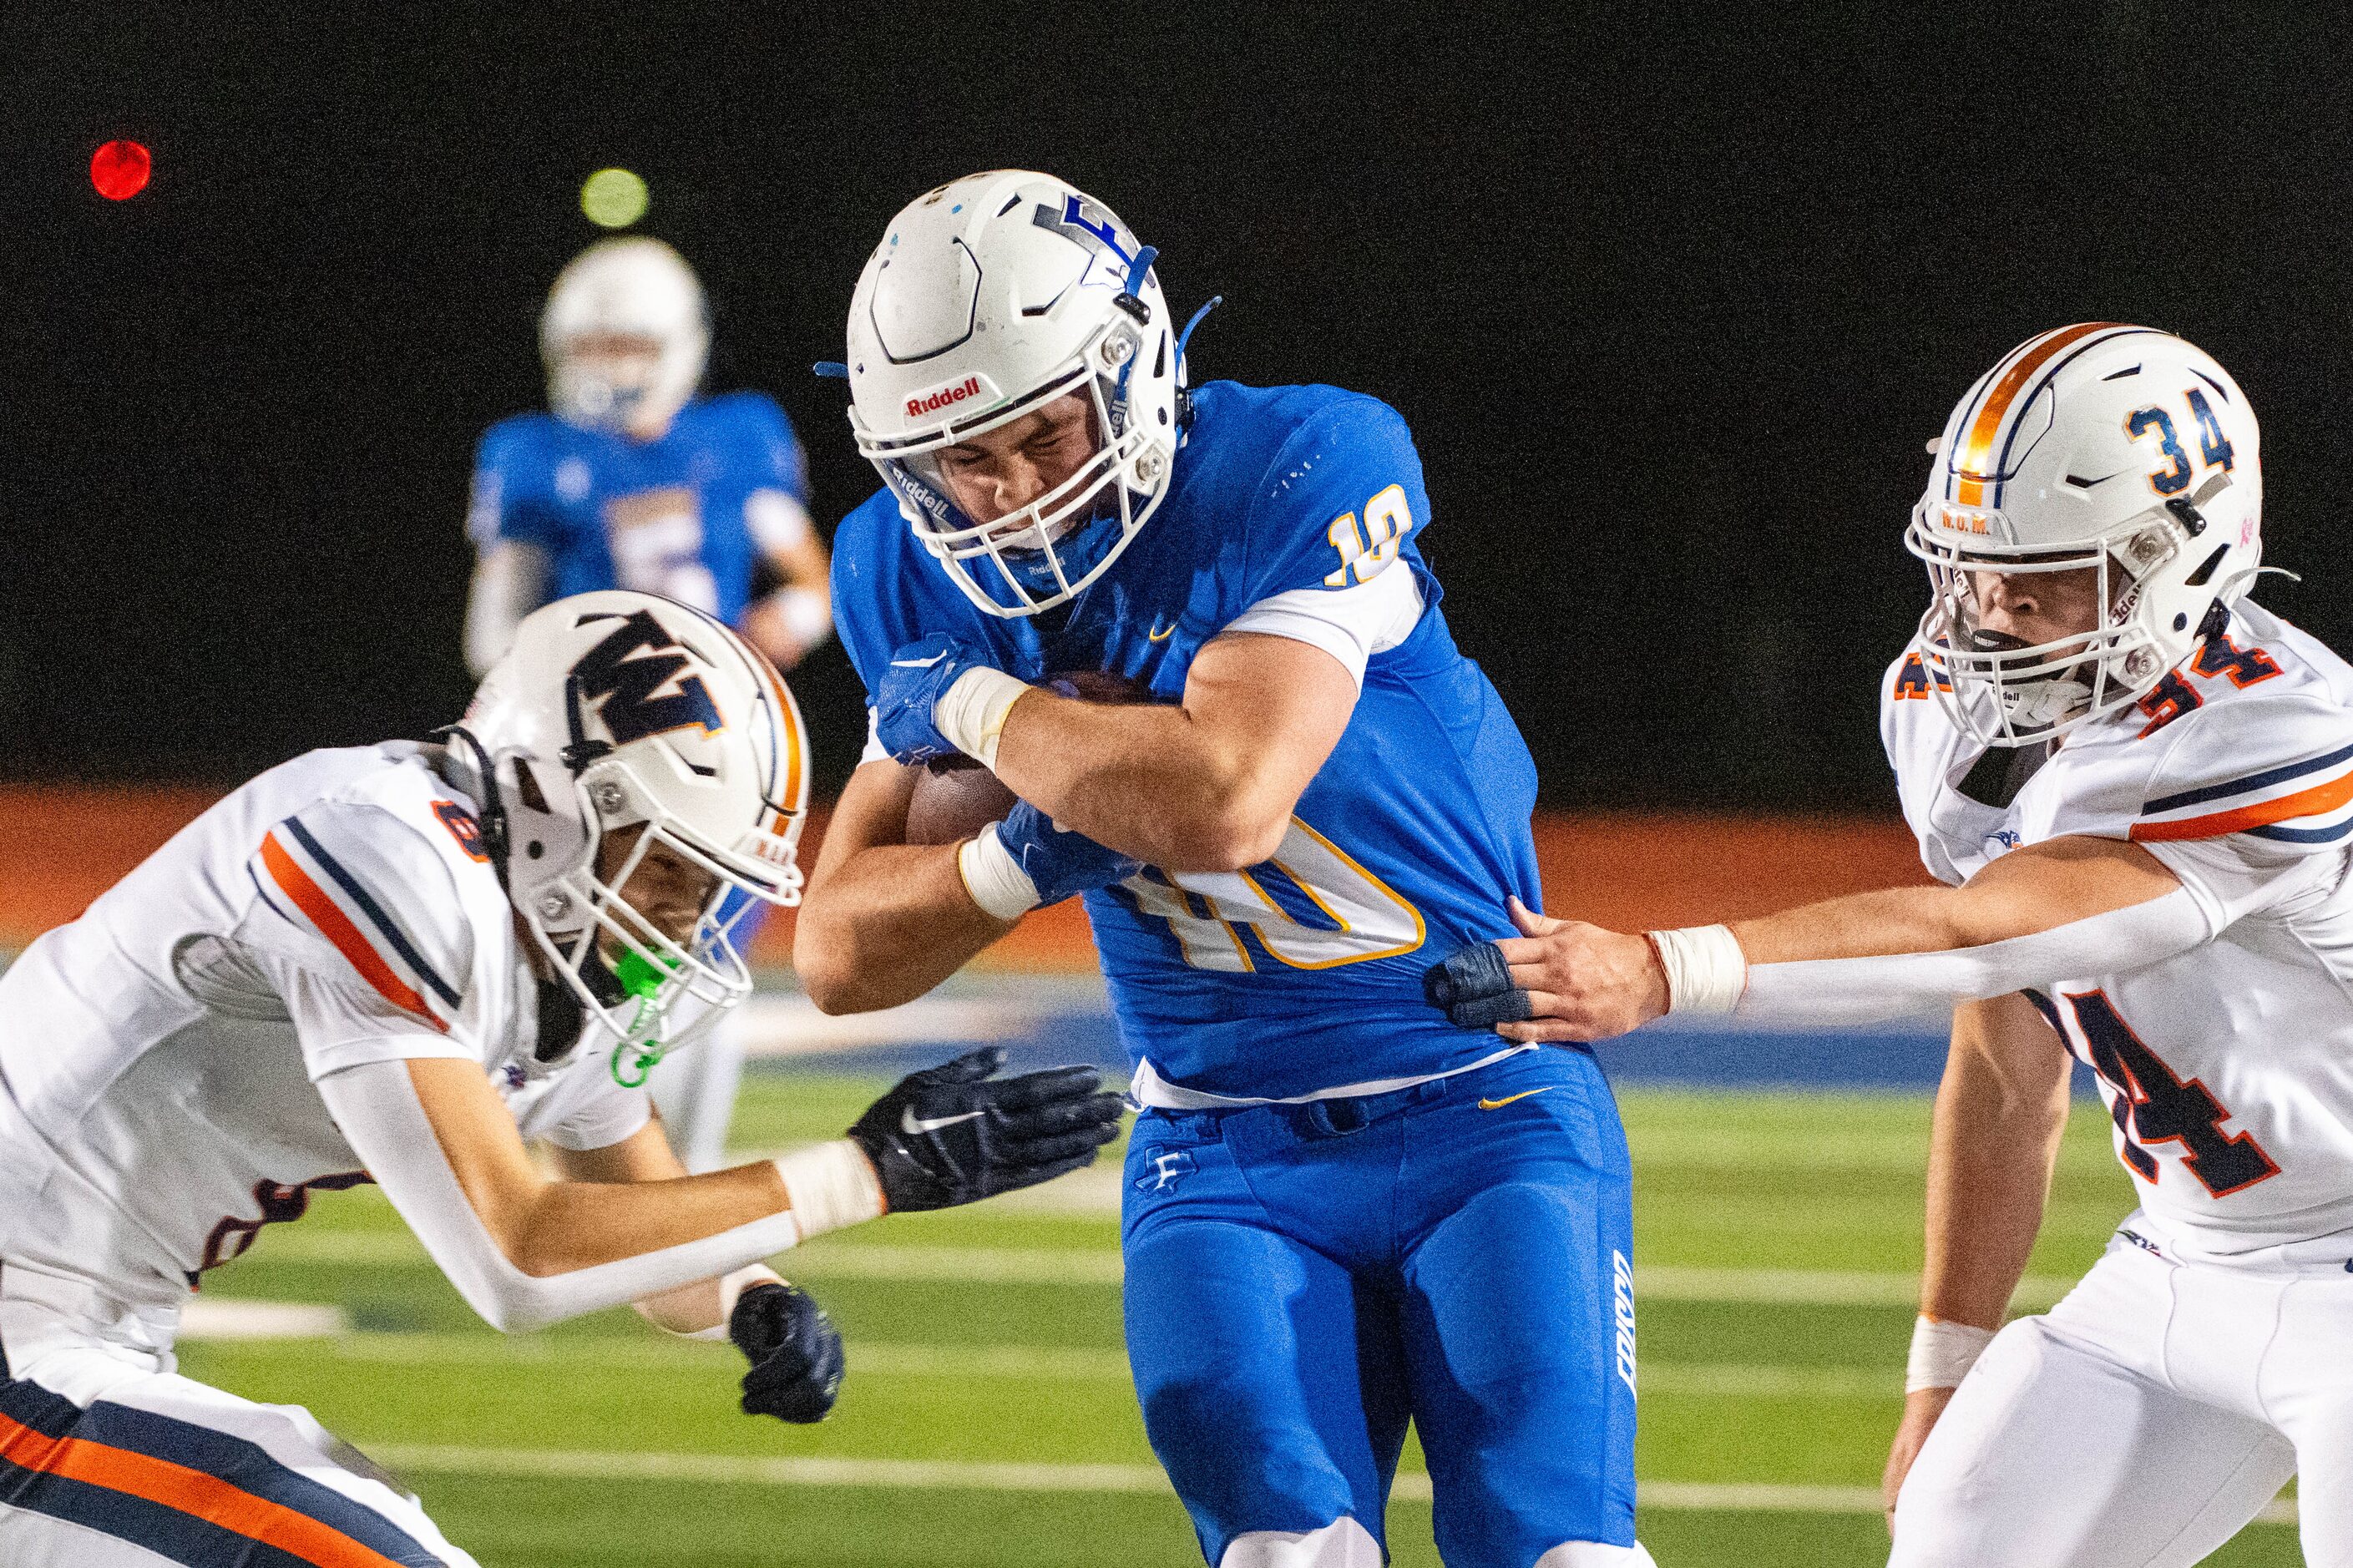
[892,651,952,669]
[1147,618,1176,643]
[1477,1088,1556,1110]
[903,1106,985,1136]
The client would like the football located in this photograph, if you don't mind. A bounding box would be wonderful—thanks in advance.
[902,670,1156,846]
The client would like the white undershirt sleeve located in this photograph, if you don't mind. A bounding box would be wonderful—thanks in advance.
[314,1058,801,1333]
[744,488,814,554]
[464,542,549,678]
[1727,888,2217,1025]
[1222,563,1425,687]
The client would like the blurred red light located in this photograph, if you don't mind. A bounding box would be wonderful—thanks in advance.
[91,140,152,200]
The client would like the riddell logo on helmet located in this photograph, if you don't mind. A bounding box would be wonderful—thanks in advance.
[908,376,984,418]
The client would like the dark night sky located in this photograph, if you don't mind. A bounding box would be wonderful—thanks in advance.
[7,6,2351,809]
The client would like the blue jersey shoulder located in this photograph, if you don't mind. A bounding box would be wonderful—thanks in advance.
[468,411,579,548]
[670,392,810,499]
[1176,382,1430,607]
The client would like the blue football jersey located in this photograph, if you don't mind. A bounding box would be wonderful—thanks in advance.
[834,381,1542,1100]
[468,392,811,624]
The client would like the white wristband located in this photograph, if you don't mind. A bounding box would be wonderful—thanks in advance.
[1905,1315,1996,1391]
[774,1140,888,1238]
[1646,924,1748,1014]
[958,827,1042,921]
[767,585,832,650]
[934,667,1032,770]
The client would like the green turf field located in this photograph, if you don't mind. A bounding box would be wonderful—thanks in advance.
[180,1077,2302,1566]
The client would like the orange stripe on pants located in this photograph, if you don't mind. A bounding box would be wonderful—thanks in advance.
[0,1411,414,1568]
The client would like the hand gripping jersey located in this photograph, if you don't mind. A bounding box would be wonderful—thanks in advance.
[468,392,812,622]
[835,381,1544,1102]
[0,744,648,1312]
[1884,601,2353,1267]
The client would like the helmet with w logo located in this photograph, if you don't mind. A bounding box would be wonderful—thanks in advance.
[1907,324,2264,746]
[453,590,809,1058]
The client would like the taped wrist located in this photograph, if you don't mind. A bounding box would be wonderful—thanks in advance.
[1906,1315,1996,1391]
[934,667,1031,771]
[1646,924,1747,1014]
[958,827,1041,921]
[774,1140,888,1238]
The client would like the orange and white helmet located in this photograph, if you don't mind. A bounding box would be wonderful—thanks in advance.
[452,591,808,1058]
[1907,323,2263,746]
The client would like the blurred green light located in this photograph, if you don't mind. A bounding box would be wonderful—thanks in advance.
[581,168,649,229]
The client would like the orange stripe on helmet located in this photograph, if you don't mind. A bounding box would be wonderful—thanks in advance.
[0,1412,417,1568]
[260,833,446,1031]
[757,655,805,834]
[2130,769,2353,843]
[1953,322,2129,507]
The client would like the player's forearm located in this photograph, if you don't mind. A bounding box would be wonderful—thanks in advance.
[993,692,1288,871]
[1918,994,2072,1330]
[1731,836,2184,965]
[793,843,1015,1014]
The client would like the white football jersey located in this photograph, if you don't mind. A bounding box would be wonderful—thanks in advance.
[1884,602,2353,1267]
[0,744,651,1311]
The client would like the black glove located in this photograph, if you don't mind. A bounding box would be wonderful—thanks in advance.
[847,1046,1126,1212]
[1424,941,1535,1029]
[731,1281,844,1424]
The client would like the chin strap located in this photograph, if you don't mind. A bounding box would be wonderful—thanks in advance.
[430,726,513,895]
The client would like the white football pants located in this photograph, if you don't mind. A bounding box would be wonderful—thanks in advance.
[649,1009,746,1173]
[0,1265,478,1566]
[1891,1230,2353,1567]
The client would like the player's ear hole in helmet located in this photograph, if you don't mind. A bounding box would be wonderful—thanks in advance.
[444,590,810,1076]
[841,169,1202,618]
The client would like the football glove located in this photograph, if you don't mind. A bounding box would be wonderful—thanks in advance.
[730,1282,844,1424]
[876,635,999,767]
[847,1047,1125,1212]
[994,802,1141,907]
[1424,940,1535,1029]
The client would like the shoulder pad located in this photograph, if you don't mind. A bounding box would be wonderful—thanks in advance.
[1241,394,1428,604]
[2127,692,2353,849]
[246,781,486,1033]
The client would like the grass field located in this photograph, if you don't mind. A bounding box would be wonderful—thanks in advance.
[180,1075,2303,1566]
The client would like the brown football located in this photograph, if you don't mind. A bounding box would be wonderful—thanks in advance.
[902,669,1156,847]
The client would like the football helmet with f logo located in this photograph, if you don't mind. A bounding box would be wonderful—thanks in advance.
[450,590,809,1062]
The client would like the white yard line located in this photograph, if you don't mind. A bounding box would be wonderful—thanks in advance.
[215,1330,1907,1399]
[228,1230,2073,1310]
[178,1298,346,1339]
[366,1444,2296,1525]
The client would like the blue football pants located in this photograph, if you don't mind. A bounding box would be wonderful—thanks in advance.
[1121,1046,1639,1567]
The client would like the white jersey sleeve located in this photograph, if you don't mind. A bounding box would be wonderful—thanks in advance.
[243,799,481,1075]
[1222,562,1426,688]
[2048,691,2353,931]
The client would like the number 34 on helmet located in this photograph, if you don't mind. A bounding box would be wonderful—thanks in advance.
[1908,323,2264,746]
[452,590,810,1055]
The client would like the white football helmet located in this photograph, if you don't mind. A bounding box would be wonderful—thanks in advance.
[843,169,1183,617]
[451,591,808,1069]
[541,237,709,435]
[1907,323,2263,746]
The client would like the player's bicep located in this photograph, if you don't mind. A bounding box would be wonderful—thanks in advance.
[808,755,923,883]
[1183,629,1359,800]
[1953,834,2185,944]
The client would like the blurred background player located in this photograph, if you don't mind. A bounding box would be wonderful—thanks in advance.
[798,170,1649,1568]
[0,589,1122,1567]
[1430,326,2353,1566]
[464,236,832,1170]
